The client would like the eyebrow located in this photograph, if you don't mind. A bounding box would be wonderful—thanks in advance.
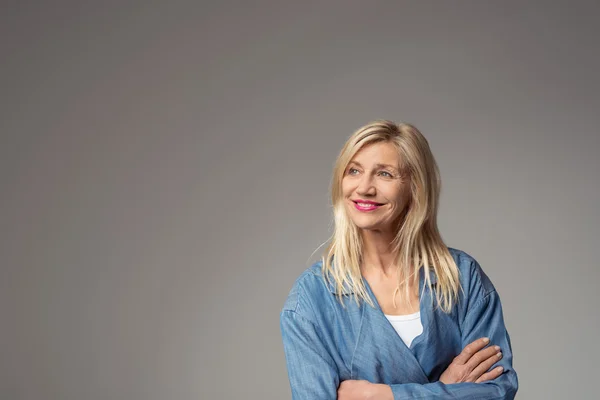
[347,161,399,172]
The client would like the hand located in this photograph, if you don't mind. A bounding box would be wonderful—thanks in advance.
[337,379,393,400]
[439,337,504,384]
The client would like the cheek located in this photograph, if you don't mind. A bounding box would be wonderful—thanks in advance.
[341,181,353,196]
[392,187,411,207]
[400,194,412,211]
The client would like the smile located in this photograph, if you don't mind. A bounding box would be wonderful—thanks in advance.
[352,201,383,212]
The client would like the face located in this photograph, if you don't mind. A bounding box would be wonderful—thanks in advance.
[341,141,411,233]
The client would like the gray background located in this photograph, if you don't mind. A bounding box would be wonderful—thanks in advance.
[1,1,598,399]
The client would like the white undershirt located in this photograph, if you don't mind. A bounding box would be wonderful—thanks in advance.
[384,311,423,348]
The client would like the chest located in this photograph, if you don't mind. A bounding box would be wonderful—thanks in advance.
[365,277,420,316]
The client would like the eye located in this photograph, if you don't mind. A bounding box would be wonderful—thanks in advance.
[347,168,359,175]
[379,171,393,178]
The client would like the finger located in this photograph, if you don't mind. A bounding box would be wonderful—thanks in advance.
[475,366,504,383]
[469,350,503,381]
[465,345,501,372]
[453,337,490,365]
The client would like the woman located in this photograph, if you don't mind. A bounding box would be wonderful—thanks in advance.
[280,120,518,399]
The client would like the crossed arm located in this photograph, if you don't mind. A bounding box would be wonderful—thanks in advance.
[338,337,507,399]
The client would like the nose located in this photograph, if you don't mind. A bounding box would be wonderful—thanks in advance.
[356,173,376,196]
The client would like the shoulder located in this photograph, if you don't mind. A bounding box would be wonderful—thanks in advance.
[281,260,331,319]
[447,246,496,301]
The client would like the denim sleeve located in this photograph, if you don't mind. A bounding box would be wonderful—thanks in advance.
[280,310,339,400]
[388,290,518,400]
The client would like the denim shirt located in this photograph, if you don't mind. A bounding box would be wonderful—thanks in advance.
[280,247,518,399]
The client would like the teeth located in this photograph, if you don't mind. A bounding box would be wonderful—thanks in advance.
[358,203,378,207]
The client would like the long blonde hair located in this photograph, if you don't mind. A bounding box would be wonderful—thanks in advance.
[321,120,461,313]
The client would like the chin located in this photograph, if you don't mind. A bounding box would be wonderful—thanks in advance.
[352,221,383,230]
[357,226,379,232]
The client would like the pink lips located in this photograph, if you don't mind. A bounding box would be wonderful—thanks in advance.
[353,201,382,212]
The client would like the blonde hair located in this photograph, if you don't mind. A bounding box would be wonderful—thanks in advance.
[321,120,461,313]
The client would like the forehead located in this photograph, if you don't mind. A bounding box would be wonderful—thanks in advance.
[348,142,401,169]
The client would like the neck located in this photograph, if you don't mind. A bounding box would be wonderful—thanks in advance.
[359,227,417,288]
[360,228,399,277]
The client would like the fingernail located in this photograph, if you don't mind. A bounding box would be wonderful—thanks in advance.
[497,366,504,371]
[494,346,500,351]
[483,337,490,343]
[497,352,503,358]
